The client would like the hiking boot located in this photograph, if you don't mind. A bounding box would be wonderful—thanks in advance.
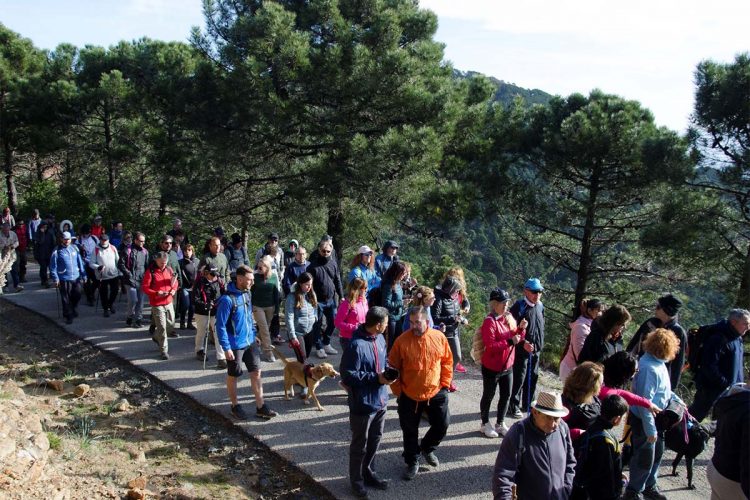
[481,422,499,438]
[621,490,644,500]
[256,404,278,419]
[231,404,248,420]
[168,331,179,338]
[196,350,205,360]
[134,319,143,328]
[160,352,170,360]
[363,473,389,490]
[126,317,133,326]
[14,286,24,293]
[179,321,186,330]
[186,323,196,330]
[323,344,338,355]
[642,487,667,500]
[351,484,368,499]
[421,451,439,467]
[402,463,419,480]
[495,422,509,437]
[454,362,466,373]
[217,359,228,369]
[316,349,327,359]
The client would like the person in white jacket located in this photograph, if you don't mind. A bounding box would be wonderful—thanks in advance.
[559,298,602,381]
[89,234,120,317]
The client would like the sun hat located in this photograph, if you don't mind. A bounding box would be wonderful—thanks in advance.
[531,391,569,418]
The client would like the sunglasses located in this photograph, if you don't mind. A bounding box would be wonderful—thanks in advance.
[321,250,332,254]
[362,252,373,256]
[529,290,542,295]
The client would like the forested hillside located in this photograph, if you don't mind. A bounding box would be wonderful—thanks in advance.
[1,1,748,368]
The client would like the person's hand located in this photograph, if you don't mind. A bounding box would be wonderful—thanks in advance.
[518,319,528,330]
[647,434,657,443]
[649,403,661,415]
[225,350,235,361]
[54,281,60,288]
[289,338,300,348]
[523,341,534,353]
[511,334,521,344]
[438,323,446,333]
[378,372,395,385]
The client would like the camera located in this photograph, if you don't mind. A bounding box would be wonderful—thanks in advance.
[383,366,399,382]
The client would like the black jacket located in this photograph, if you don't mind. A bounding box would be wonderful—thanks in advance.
[510,299,545,361]
[578,321,623,364]
[308,255,344,302]
[711,388,750,498]
[575,416,623,500]
[179,256,199,289]
[118,244,149,287]
[192,276,224,316]
[432,284,461,337]
[33,230,55,262]
[627,317,687,390]
[564,395,601,435]
[697,319,745,391]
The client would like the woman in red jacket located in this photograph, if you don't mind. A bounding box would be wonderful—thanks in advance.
[479,288,527,438]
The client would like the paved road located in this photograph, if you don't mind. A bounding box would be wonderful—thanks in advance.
[1,265,710,499]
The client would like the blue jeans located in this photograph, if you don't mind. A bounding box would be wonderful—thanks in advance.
[127,286,145,321]
[313,299,337,350]
[178,288,194,324]
[627,416,664,493]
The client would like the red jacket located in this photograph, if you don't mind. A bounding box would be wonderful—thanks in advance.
[141,264,178,306]
[90,224,104,238]
[480,312,525,372]
[13,225,28,252]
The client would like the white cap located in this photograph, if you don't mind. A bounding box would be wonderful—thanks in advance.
[62,231,72,240]
[358,245,373,254]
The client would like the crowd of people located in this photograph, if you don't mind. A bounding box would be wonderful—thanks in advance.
[2,208,748,500]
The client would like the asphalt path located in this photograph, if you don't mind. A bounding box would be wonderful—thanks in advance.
[1,264,710,499]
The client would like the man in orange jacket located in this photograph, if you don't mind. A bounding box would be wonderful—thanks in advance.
[388,306,453,481]
[142,251,179,360]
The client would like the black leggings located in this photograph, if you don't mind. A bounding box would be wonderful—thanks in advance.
[480,365,513,424]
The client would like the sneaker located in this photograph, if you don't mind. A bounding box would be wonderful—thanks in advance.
[126,317,133,326]
[103,309,110,318]
[196,350,205,360]
[109,306,116,314]
[481,422,499,438]
[402,463,419,481]
[186,323,196,330]
[179,322,186,330]
[160,352,170,360]
[495,422,509,437]
[363,473,389,490]
[323,344,338,355]
[134,319,143,328]
[509,408,523,419]
[316,348,328,359]
[448,382,457,392]
[454,362,466,373]
[231,404,248,420]
[642,487,667,500]
[14,286,23,293]
[168,331,180,338]
[217,359,228,369]
[621,490,644,500]
[421,451,439,467]
[256,404,278,419]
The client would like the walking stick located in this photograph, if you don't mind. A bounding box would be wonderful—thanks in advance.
[525,350,535,415]
[94,279,101,312]
[55,284,61,318]
[203,303,211,371]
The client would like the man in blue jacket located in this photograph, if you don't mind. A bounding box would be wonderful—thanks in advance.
[689,308,748,422]
[374,240,399,279]
[215,265,277,421]
[341,306,393,498]
[508,278,545,417]
[50,231,87,324]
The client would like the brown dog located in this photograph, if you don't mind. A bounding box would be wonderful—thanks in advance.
[272,347,339,411]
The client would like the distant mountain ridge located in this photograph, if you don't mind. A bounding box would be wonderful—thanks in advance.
[456,69,553,107]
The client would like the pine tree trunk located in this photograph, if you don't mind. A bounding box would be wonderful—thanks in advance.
[573,168,601,315]
[737,245,750,309]
[4,140,17,216]
[326,200,344,268]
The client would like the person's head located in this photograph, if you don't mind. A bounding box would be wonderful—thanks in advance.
[347,277,367,304]
[440,275,462,296]
[364,306,389,334]
[563,361,603,405]
[318,240,333,259]
[297,272,314,294]
[411,285,435,308]
[442,267,466,292]
[596,304,631,340]
[33,208,40,218]
[213,226,224,238]
[728,308,750,336]
[60,231,72,246]
[530,391,568,434]
[257,255,274,279]
[351,245,375,270]
[235,264,254,291]
[0,222,9,235]
[63,222,71,231]
[39,221,48,232]
[93,215,102,226]
[2,207,9,216]
[489,288,511,314]
[172,230,184,245]
[602,351,639,389]
[173,218,182,230]
[80,223,91,236]
[203,265,219,281]
[231,233,242,248]
[655,293,683,322]
[408,306,430,336]
[121,230,131,244]
[184,243,194,259]
[523,277,544,304]
[160,235,174,252]
[133,232,145,249]
[288,240,298,252]
[600,394,628,427]
[642,327,680,361]
[577,297,603,320]
[294,246,307,264]
[383,261,408,286]
[382,240,399,257]
[208,236,221,255]
[294,272,317,309]
[113,221,123,232]
[267,232,279,248]
[154,251,169,269]
[99,233,110,248]
[17,219,24,226]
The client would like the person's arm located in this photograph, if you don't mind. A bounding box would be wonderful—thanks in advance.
[141,268,155,299]
[631,367,658,437]
[334,300,357,338]
[333,262,344,301]
[492,425,520,500]
[482,317,511,356]
[50,251,59,283]
[601,386,655,410]
[699,334,729,388]
[669,328,687,388]
[282,266,293,295]
[214,297,232,352]
[284,294,297,340]
[440,336,454,389]
[342,342,379,388]
[272,282,279,315]
[563,424,577,495]
[570,321,588,360]
[76,250,86,278]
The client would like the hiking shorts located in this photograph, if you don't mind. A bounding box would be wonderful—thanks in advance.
[226,342,261,377]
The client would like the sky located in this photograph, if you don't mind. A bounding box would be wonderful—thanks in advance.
[2,0,748,132]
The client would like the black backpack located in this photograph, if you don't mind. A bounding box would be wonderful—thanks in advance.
[685,325,714,374]
[368,285,383,308]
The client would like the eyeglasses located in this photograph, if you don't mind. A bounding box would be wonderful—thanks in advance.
[363,252,373,256]
[321,249,331,255]
[529,290,542,295]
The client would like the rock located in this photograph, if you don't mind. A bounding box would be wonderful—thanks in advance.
[134,450,147,463]
[127,476,147,489]
[26,416,43,433]
[126,489,146,500]
[33,432,50,452]
[2,380,24,399]
[45,379,64,392]
[114,399,130,412]
[73,384,90,398]
[0,439,15,460]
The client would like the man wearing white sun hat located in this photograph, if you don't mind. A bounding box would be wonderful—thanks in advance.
[492,390,576,500]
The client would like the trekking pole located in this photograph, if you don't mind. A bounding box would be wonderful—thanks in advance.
[94,280,101,313]
[203,304,211,371]
[525,350,535,416]
[55,284,61,318]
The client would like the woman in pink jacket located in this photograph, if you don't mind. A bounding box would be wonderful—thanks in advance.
[334,277,369,354]
[479,288,527,438]
[559,298,603,381]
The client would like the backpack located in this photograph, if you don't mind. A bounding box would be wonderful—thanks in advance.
[368,285,383,308]
[573,429,614,487]
[685,324,714,374]
[471,327,484,363]
[225,292,252,336]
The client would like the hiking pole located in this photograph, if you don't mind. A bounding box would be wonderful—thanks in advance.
[526,350,535,416]
[203,303,211,371]
[55,284,61,318]
[94,280,101,313]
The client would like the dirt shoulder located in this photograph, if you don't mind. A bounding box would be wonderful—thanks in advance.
[0,299,334,500]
